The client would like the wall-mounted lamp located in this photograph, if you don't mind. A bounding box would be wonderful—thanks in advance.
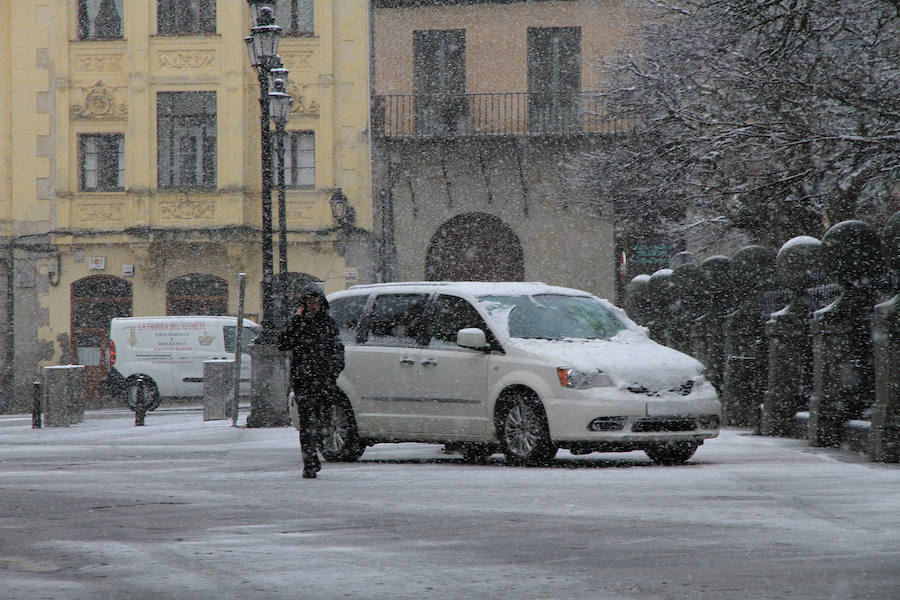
[329,188,355,231]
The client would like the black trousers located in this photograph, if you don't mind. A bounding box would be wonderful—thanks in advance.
[293,380,331,470]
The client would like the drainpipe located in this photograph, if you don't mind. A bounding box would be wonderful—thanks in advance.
[1,242,13,414]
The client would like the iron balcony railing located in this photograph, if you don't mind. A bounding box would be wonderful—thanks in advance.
[372,92,623,138]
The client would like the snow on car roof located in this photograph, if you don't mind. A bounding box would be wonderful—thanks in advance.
[333,281,597,298]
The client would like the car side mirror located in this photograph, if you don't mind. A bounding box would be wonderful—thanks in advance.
[457,328,487,350]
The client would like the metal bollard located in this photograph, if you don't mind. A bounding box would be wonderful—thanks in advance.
[32,381,42,429]
[134,375,147,426]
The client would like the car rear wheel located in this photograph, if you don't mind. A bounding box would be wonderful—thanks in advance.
[319,395,365,462]
[645,441,700,465]
[124,376,160,411]
[501,394,557,466]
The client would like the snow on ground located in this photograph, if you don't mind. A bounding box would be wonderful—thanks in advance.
[0,408,898,600]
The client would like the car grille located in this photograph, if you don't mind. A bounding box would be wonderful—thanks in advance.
[632,418,698,433]
[627,380,694,397]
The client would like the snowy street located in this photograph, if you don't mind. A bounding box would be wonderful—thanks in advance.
[1,408,897,600]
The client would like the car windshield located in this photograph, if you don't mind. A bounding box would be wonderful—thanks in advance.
[478,294,629,340]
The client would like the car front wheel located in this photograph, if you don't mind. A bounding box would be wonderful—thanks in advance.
[501,394,557,466]
[319,396,365,462]
[645,441,700,465]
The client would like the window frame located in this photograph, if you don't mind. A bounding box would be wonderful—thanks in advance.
[157,0,217,35]
[413,29,468,136]
[272,130,315,189]
[78,0,124,40]
[156,91,218,190]
[78,133,125,192]
[274,0,314,36]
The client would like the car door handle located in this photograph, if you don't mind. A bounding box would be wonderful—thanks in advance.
[420,358,437,367]
[399,357,416,366]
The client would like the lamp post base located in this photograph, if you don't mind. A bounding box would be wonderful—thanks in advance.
[246,342,291,428]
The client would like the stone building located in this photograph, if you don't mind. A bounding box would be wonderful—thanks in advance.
[370,0,636,295]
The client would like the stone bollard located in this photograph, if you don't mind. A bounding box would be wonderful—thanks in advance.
[809,220,881,448]
[645,268,674,345]
[625,274,652,325]
[40,365,85,427]
[246,342,292,428]
[723,245,775,429]
[869,210,900,462]
[694,256,733,396]
[203,359,235,421]
[763,236,821,437]
[669,263,706,355]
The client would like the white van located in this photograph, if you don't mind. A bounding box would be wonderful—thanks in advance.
[315,282,720,466]
[102,316,260,409]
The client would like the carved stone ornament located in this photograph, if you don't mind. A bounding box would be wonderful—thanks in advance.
[287,81,319,117]
[71,81,127,120]
[157,50,216,69]
[159,198,216,220]
[74,202,123,223]
[76,54,124,73]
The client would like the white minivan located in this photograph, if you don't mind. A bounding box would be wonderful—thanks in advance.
[102,316,260,409]
[315,282,721,466]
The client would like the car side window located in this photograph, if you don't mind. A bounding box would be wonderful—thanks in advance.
[330,295,368,344]
[364,293,428,348]
[429,295,490,349]
[223,325,260,353]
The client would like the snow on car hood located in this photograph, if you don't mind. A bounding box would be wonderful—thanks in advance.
[510,331,705,391]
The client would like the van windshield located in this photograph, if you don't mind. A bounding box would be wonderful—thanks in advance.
[224,325,260,353]
[478,294,628,340]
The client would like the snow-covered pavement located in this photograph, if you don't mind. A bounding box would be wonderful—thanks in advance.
[1,408,897,600]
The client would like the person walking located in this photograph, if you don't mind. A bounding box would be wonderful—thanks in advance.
[277,286,345,479]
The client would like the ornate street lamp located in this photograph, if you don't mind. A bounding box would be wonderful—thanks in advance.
[245,3,281,343]
[269,77,293,295]
[246,0,289,427]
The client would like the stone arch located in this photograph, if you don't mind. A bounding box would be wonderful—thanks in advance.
[425,212,524,281]
[166,273,228,315]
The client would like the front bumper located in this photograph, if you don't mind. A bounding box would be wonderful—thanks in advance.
[545,386,721,444]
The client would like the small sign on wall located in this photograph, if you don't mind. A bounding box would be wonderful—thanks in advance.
[345,267,358,282]
[122,264,134,277]
[88,256,106,270]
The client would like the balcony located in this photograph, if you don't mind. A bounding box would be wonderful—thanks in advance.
[372,92,623,138]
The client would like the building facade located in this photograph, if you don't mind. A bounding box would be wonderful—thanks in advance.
[0,0,372,412]
[371,0,635,296]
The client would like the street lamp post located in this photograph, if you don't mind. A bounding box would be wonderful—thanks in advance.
[245,0,290,427]
[244,2,281,341]
[269,75,292,283]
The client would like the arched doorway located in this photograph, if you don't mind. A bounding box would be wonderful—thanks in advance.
[425,212,524,281]
[166,273,228,315]
[71,275,132,403]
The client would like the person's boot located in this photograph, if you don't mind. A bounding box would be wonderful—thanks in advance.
[302,465,317,478]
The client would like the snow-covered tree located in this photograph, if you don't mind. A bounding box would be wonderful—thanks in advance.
[573,0,900,251]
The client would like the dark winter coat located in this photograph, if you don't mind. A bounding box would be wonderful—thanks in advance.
[277,295,345,389]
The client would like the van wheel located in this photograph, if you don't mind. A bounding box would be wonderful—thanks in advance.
[501,393,557,466]
[319,396,365,462]
[645,441,699,465]
[124,376,160,411]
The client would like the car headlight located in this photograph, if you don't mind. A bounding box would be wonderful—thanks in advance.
[557,367,614,389]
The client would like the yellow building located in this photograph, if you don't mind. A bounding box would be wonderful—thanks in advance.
[0,1,372,411]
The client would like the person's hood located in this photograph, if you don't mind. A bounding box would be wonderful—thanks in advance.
[298,286,329,311]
